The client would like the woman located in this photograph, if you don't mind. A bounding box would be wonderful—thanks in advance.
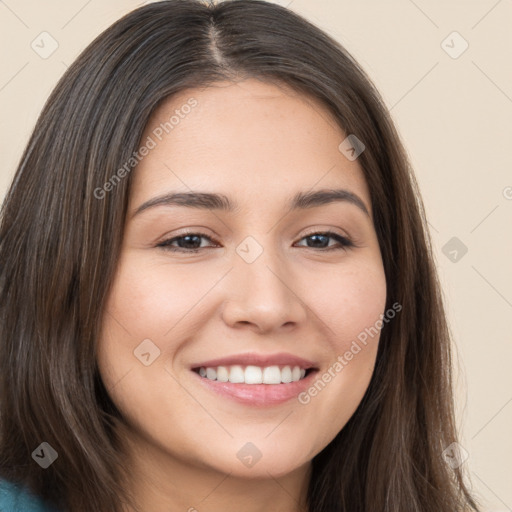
[0,0,481,511]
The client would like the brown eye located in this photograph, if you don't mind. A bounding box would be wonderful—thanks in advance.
[157,232,219,253]
[294,231,354,251]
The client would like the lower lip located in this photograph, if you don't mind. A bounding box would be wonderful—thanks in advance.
[191,370,318,406]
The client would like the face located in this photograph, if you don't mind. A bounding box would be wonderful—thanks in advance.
[97,78,387,482]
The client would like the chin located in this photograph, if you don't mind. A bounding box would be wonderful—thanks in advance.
[185,433,318,480]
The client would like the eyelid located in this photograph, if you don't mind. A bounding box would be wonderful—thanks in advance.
[299,227,352,242]
[294,229,356,251]
[155,228,220,252]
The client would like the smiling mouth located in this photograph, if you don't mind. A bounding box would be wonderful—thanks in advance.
[192,365,315,385]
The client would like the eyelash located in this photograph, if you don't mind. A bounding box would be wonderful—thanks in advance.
[156,230,355,253]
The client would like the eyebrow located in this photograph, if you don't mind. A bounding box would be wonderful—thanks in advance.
[132,188,370,218]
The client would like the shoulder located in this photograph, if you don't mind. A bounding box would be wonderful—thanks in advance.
[0,478,60,512]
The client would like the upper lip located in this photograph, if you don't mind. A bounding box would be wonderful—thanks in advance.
[190,352,317,370]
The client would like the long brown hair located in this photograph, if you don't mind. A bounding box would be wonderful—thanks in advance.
[0,1,482,511]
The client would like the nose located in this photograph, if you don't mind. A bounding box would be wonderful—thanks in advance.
[220,243,307,334]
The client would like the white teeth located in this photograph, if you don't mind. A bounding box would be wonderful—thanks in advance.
[262,366,281,384]
[216,366,229,382]
[281,365,292,383]
[244,365,263,384]
[228,365,244,383]
[196,364,309,384]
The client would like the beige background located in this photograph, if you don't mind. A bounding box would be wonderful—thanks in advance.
[1,0,511,510]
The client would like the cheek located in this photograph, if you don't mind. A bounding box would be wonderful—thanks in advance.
[96,252,221,396]
[305,258,387,350]
[96,255,176,386]
[95,256,202,448]
[327,263,387,378]
[296,261,387,445]
[103,254,212,338]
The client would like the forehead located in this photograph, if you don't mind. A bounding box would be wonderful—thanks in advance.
[131,78,371,216]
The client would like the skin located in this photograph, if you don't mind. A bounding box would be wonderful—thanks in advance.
[97,78,387,512]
